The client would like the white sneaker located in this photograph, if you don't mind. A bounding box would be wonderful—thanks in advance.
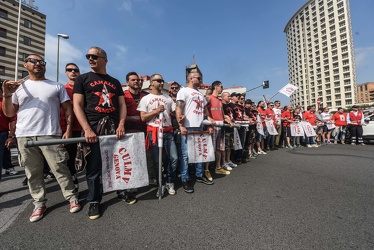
[227,161,237,168]
[307,144,312,148]
[258,150,267,155]
[6,167,18,176]
[312,144,319,147]
[165,183,175,195]
[223,163,233,171]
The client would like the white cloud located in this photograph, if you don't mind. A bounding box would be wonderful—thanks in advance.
[114,45,128,56]
[44,33,84,82]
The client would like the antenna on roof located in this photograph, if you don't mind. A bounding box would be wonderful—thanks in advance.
[192,54,195,64]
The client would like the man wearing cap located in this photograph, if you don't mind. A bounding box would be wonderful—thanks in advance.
[347,105,365,145]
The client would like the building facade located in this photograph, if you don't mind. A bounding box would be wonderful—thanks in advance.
[357,82,374,104]
[284,0,357,110]
[0,0,45,81]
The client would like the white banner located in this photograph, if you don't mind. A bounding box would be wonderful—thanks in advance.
[256,115,264,135]
[265,119,278,135]
[290,122,304,136]
[300,121,316,137]
[99,133,149,193]
[233,127,242,150]
[187,133,215,163]
[279,83,298,97]
[326,122,336,130]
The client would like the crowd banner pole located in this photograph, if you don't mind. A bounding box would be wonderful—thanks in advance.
[269,92,280,101]
[158,112,164,200]
[24,137,87,148]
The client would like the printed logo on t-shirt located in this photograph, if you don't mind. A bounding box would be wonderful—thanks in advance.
[192,94,204,115]
[93,83,116,113]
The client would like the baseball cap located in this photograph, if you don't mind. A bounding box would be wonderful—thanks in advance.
[230,92,240,97]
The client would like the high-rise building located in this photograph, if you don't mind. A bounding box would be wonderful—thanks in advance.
[357,82,374,104]
[284,0,356,110]
[0,0,45,81]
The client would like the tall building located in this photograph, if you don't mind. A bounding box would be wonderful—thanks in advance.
[284,0,357,110]
[357,82,374,104]
[0,0,45,81]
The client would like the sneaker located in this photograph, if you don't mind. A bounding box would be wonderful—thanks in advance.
[118,192,137,204]
[334,141,338,145]
[257,150,267,155]
[215,168,230,175]
[312,144,319,147]
[361,143,365,146]
[5,167,18,176]
[182,180,194,193]
[327,141,333,145]
[88,203,100,220]
[222,163,233,171]
[204,170,213,181]
[196,176,214,185]
[252,149,259,156]
[156,185,166,198]
[165,183,176,195]
[227,161,238,168]
[29,206,47,222]
[286,145,294,150]
[351,143,356,145]
[307,144,312,148]
[248,154,257,159]
[69,199,81,213]
[341,141,345,145]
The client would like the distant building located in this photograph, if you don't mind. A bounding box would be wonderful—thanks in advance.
[0,0,46,81]
[284,0,357,111]
[357,82,374,103]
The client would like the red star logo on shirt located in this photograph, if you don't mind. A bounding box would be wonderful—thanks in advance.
[93,85,115,107]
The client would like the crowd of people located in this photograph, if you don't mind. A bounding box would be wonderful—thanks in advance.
[0,46,367,223]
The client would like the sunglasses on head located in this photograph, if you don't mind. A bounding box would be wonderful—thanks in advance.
[85,54,105,60]
[66,68,80,73]
[153,79,164,83]
[25,58,46,66]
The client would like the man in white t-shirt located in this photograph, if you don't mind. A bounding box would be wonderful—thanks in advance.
[137,74,178,197]
[2,54,80,223]
[175,72,213,193]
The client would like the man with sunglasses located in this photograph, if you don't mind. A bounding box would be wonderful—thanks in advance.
[2,54,81,222]
[137,74,178,197]
[60,63,81,191]
[73,47,127,220]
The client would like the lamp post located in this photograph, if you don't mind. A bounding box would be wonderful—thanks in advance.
[56,34,69,82]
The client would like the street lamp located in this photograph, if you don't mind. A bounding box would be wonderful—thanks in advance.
[56,34,69,82]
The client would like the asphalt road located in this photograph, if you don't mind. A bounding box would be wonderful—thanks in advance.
[1,144,374,249]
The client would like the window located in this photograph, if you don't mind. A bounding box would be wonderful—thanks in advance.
[0,46,5,56]
[24,19,32,28]
[0,28,6,38]
[24,36,31,45]
[22,71,29,78]
[23,53,29,61]
[0,66,5,75]
[0,8,8,19]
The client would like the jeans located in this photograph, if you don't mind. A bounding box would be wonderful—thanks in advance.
[180,127,204,181]
[305,136,315,145]
[334,126,346,142]
[148,131,178,184]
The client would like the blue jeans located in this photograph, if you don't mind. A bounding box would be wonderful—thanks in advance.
[305,136,315,145]
[148,131,178,184]
[0,131,7,180]
[180,127,204,181]
[334,126,346,142]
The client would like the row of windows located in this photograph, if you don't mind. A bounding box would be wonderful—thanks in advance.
[0,28,32,45]
[0,65,28,78]
[0,8,33,28]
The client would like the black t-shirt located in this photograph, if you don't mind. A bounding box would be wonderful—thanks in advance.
[73,72,123,124]
[246,108,257,129]
[223,103,235,132]
[233,103,245,121]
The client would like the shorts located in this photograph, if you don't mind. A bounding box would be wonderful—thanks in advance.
[212,126,225,151]
[224,132,234,150]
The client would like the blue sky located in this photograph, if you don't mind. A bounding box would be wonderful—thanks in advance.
[34,0,374,104]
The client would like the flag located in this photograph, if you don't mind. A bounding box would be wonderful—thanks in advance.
[279,83,298,97]
[99,133,149,193]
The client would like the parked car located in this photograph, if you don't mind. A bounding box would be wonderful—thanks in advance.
[363,114,374,142]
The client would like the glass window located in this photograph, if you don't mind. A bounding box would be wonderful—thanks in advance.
[0,28,6,38]
[23,53,29,61]
[0,8,8,19]
[22,71,29,78]
[24,36,31,45]
[0,46,5,56]
[0,66,5,75]
[24,19,32,28]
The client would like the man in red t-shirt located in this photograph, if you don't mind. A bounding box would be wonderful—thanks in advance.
[331,107,347,144]
[302,105,319,147]
[281,105,294,149]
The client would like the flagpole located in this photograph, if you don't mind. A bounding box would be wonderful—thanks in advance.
[269,92,280,101]
[14,0,22,81]
[158,112,164,200]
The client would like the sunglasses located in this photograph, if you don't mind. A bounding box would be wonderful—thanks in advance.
[240,98,245,100]
[25,58,46,66]
[66,68,80,73]
[153,79,164,83]
[171,87,179,90]
[85,54,105,60]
